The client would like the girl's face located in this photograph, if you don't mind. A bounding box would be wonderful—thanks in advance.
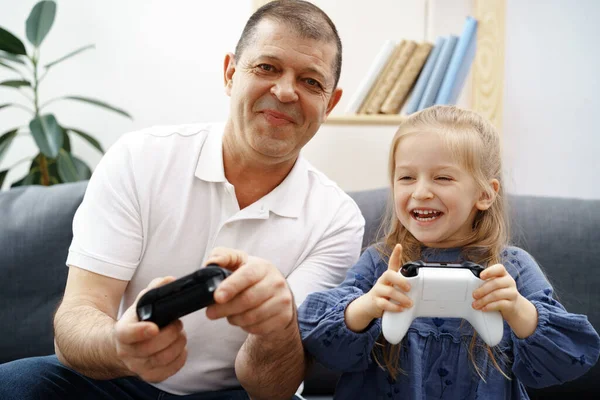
[393,132,492,248]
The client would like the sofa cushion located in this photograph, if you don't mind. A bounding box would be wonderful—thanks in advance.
[0,181,87,363]
[508,195,600,398]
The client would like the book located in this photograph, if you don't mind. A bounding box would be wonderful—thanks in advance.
[417,35,458,111]
[344,40,396,114]
[364,40,417,114]
[380,42,433,114]
[358,41,405,114]
[403,36,446,115]
[435,16,478,105]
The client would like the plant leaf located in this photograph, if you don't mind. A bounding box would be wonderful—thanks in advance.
[57,150,91,182]
[0,79,31,88]
[29,114,63,158]
[0,51,26,65]
[0,60,22,74]
[72,156,92,179]
[0,169,8,187]
[0,27,27,55]
[26,0,57,47]
[11,168,41,187]
[31,153,60,185]
[58,96,132,119]
[56,150,78,182]
[44,44,94,69]
[0,128,19,164]
[66,127,104,153]
[62,130,71,152]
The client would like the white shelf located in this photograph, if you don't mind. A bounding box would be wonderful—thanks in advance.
[324,114,406,126]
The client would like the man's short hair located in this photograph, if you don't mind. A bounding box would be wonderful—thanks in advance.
[234,0,343,89]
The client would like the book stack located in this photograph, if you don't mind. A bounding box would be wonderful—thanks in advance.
[345,16,478,116]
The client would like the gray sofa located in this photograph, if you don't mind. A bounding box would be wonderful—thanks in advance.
[1,182,599,399]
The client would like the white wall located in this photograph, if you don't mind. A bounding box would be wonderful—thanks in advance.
[0,0,251,188]
[503,0,600,199]
[2,0,598,200]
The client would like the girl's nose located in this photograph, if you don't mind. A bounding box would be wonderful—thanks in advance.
[411,180,434,200]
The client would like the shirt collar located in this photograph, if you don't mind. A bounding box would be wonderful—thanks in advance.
[260,156,309,218]
[194,123,309,218]
[195,123,226,183]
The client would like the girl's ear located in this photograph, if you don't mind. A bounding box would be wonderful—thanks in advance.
[476,179,500,211]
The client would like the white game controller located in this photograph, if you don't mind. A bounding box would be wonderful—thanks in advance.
[382,261,504,346]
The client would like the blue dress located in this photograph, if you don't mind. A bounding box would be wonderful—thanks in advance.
[298,246,600,399]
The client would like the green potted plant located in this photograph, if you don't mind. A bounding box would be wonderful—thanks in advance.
[0,0,132,188]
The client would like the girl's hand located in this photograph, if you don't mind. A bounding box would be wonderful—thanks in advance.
[472,263,538,338]
[345,244,412,332]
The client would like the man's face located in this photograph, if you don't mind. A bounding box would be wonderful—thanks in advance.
[224,19,342,165]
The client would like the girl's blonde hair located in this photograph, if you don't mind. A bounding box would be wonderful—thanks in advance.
[374,105,510,380]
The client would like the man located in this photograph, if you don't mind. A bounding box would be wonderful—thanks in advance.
[0,1,364,399]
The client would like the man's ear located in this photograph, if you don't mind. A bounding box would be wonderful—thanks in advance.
[224,52,235,96]
[476,178,500,211]
[325,87,343,116]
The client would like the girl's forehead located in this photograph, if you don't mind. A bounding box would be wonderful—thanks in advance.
[395,131,450,154]
[394,130,469,168]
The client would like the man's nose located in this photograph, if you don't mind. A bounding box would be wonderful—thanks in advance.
[270,74,299,103]
[412,180,434,200]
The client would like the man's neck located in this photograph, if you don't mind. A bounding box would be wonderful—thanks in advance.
[223,149,296,210]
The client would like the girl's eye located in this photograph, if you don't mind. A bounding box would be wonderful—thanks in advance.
[398,176,413,181]
[436,176,452,181]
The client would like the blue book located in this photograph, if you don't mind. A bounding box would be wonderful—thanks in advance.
[403,37,446,115]
[435,16,478,105]
[417,35,458,111]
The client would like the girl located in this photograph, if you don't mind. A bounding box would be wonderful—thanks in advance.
[297,105,600,399]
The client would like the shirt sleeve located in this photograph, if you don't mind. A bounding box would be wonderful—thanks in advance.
[287,196,365,307]
[298,247,385,372]
[66,133,144,280]
[503,247,600,388]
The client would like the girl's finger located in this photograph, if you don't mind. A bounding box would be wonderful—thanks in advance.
[473,288,517,310]
[388,244,403,273]
[479,263,506,280]
[474,274,515,299]
[477,299,512,312]
[375,298,406,313]
[373,285,413,308]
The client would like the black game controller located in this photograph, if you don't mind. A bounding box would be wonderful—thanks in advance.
[400,260,484,278]
[136,264,232,328]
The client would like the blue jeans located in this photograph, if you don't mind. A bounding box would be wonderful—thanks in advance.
[0,355,302,400]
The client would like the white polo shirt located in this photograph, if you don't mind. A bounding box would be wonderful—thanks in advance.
[66,122,364,394]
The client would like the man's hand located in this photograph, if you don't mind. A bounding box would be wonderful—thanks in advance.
[113,277,188,382]
[204,247,294,336]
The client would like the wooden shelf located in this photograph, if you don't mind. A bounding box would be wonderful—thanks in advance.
[325,114,406,126]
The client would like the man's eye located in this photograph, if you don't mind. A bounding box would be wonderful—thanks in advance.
[258,64,275,72]
[305,78,322,88]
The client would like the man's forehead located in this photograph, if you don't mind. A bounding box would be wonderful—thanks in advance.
[243,20,337,79]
